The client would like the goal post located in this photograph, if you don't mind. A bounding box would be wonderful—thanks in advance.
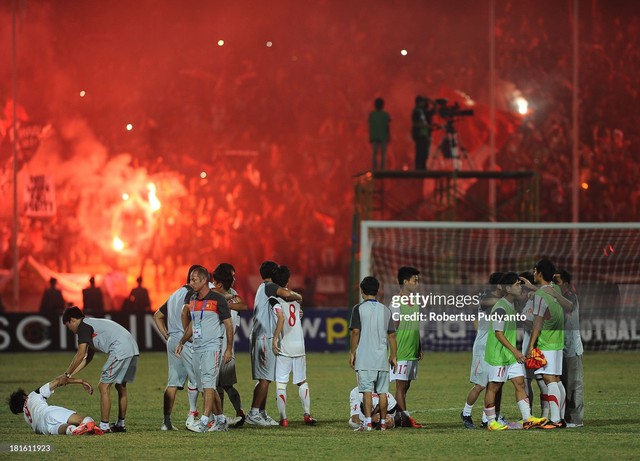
[359,221,640,351]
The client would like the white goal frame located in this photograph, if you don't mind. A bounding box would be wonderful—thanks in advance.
[360,221,640,283]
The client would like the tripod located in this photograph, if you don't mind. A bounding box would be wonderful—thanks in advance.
[435,118,474,170]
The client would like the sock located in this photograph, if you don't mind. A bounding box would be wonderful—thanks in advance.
[364,417,372,426]
[100,420,110,431]
[484,405,497,424]
[225,386,243,414]
[380,418,387,429]
[163,413,172,427]
[517,398,532,420]
[481,411,488,423]
[524,377,534,411]
[188,386,198,413]
[81,416,94,425]
[276,385,288,420]
[546,382,561,423]
[537,378,549,418]
[298,383,311,415]
[216,414,226,424]
[66,425,77,435]
[117,417,125,428]
[249,407,260,416]
[200,415,210,426]
[558,381,566,420]
[463,403,473,417]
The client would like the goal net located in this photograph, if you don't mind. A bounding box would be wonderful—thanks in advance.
[360,221,640,351]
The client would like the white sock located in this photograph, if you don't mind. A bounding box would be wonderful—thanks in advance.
[546,382,561,423]
[100,421,110,431]
[66,425,77,435]
[200,415,210,426]
[82,416,94,425]
[558,381,566,420]
[188,386,198,413]
[249,407,260,415]
[537,378,549,418]
[484,406,496,423]
[463,403,473,417]
[517,398,531,420]
[276,386,287,420]
[298,383,311,414]
[481,411,488,423]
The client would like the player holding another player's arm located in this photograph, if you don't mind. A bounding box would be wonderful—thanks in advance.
[483,272,548,431]
[8,375,102,435]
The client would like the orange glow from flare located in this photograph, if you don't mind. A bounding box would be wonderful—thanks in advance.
[113,236,125,252]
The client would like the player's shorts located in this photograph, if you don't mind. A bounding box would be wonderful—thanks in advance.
[193,349,221,390]
[469,353,488,386]
[39,406,75,435]
[487,362,525,383]
[390,360,418,381]
[357,370,390,394]
[217,356,238,387]
[251,335,276,381]
[101,354,138,384]
[534,349,563,376]
[275,355,307,384]
[167,336,198,388]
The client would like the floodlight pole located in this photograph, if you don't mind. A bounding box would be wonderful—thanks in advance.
[571,0,580,271]
[12,0,20,309]
[488,0,497,272]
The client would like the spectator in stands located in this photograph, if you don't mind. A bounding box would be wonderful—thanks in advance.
[124,276,151,313]
[83,276,105,316]
[39,277,66,315]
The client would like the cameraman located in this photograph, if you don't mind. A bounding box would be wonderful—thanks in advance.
[411,96,435,170]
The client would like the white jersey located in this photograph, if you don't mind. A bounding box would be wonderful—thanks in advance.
[251,281,279,340]
[221,288,241,353]
[166,285,192,338]
[271,297,305,357]
[521,298,535,354]
[23,383,55,434]
[472,304,491,357]
[349,387,397,419]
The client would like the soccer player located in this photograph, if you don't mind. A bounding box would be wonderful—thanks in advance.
[8,375,102,435]
[349,276,398,431]
[270,265,317,427]
[62,306,139,433]
[176,266,233,432]
[247,261,302,426]
[525,259,566,429]
[518,271,549,419]
[153,265,201,430]
[349,386,397,429]
[211,263,248,427]
[556,269,584,428]
[390,266,423,428]
[483,272,547,431]
[460,272,504,429]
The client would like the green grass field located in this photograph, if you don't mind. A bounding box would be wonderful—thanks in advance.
[1,352,638,460]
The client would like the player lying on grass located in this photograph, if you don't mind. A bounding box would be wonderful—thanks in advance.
[8,374,103,435]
